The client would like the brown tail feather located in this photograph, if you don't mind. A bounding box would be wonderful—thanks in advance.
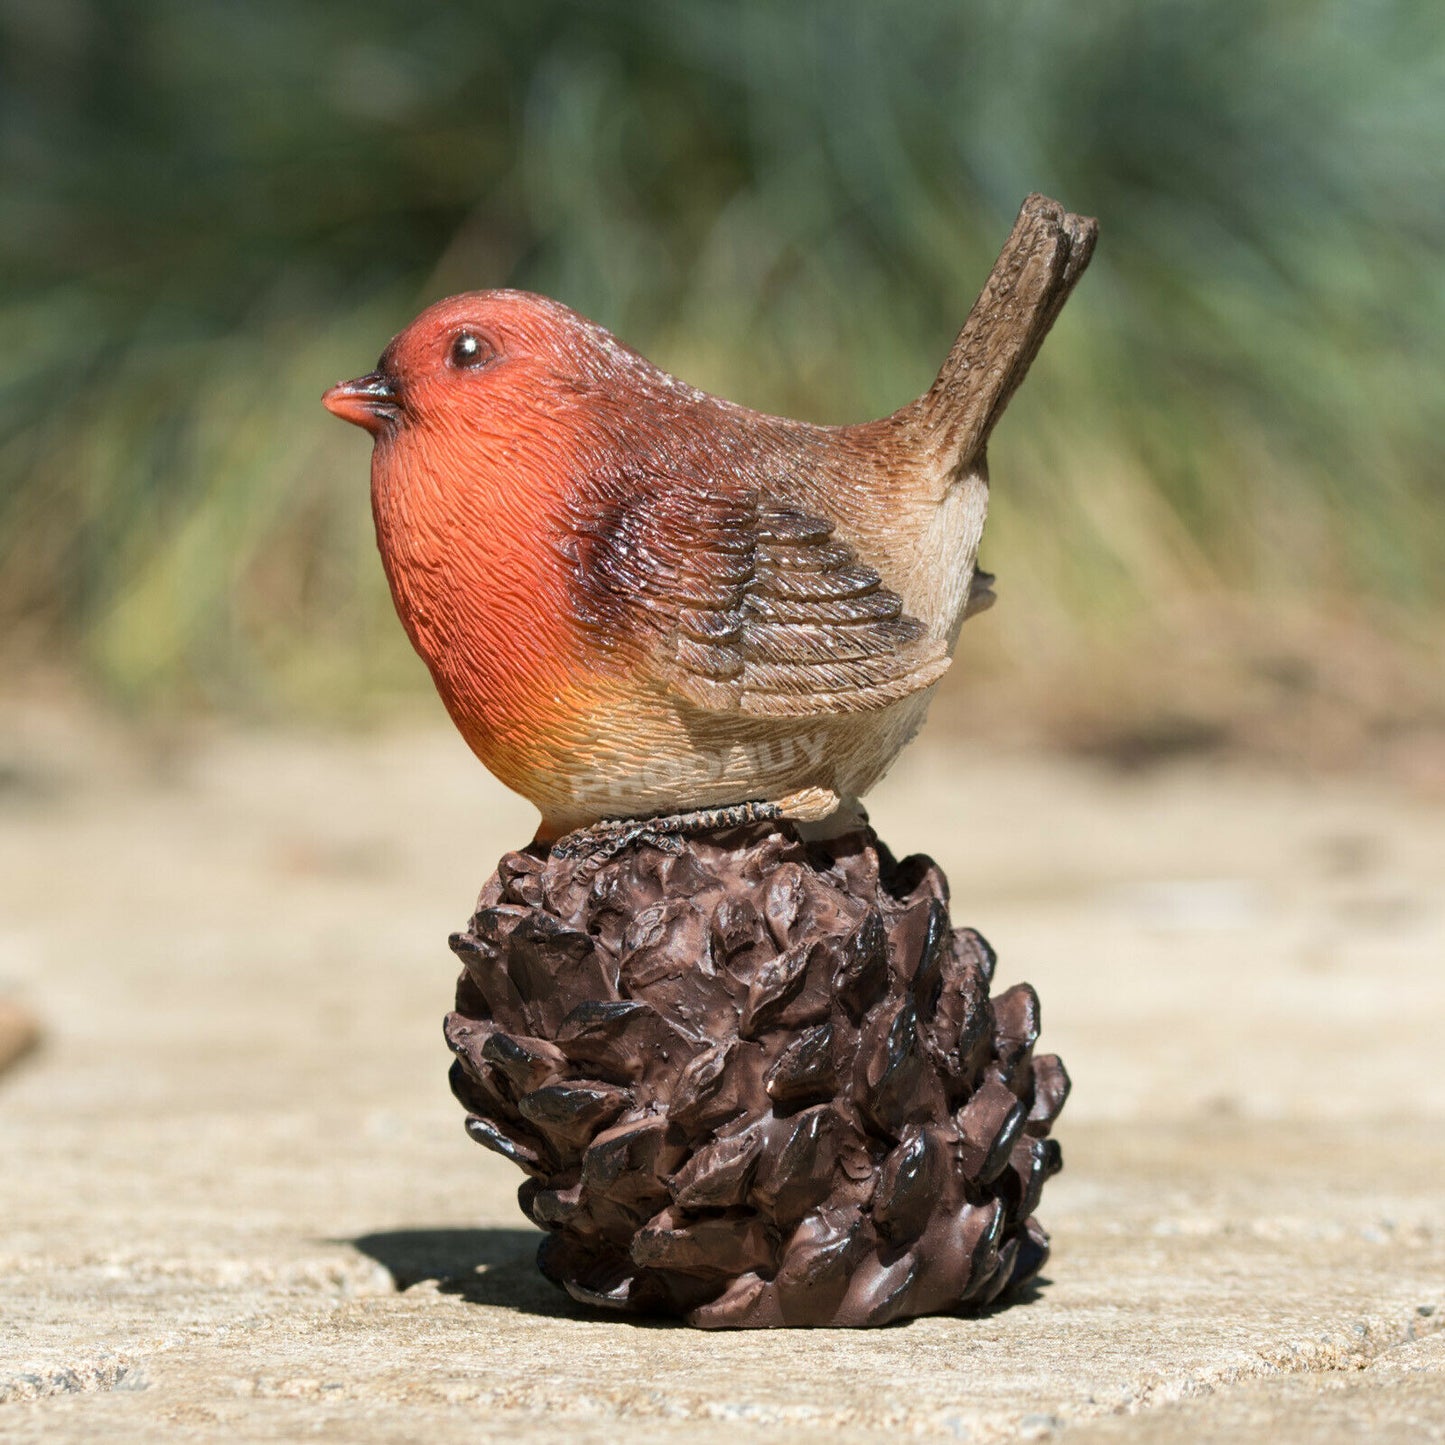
[915,194,1097,486]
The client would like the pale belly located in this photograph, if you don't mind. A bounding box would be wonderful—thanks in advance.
[523,687,938,836]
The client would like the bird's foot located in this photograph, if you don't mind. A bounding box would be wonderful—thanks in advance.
[552,800,785,865]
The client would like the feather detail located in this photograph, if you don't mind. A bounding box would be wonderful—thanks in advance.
[565,484,947,717]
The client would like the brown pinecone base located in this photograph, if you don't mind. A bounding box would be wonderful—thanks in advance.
[445,822,1069,1328]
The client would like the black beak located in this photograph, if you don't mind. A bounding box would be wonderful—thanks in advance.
[322,371,401,435]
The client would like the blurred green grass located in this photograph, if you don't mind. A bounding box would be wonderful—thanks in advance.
[2,0,1442,762]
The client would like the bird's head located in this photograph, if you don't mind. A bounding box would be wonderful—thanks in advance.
[322,289,636,445]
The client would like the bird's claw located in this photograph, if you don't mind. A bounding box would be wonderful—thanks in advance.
[551,800,784,866]
[551,822,686,865]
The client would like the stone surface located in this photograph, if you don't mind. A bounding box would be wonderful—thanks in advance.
[0,707,1442,1440]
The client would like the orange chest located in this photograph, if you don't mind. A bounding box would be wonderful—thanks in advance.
[370,447,585,744]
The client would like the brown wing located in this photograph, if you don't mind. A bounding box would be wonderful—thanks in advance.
[562,482,947,718]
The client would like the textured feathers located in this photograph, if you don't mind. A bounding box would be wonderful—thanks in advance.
[564,484,947,719]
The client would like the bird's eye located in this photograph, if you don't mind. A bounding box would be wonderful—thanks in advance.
[448,331,494,370]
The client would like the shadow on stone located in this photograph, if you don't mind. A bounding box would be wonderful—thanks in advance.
[976,1276,1051,1316]
[347,1227,1057,1328]
[348,1227,573,1316]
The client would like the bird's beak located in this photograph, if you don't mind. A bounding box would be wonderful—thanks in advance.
[322,372,401,435]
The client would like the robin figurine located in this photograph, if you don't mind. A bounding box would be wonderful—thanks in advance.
[324,194,1095,855]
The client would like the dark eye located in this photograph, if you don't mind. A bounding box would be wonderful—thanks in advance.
[448,331,494,369]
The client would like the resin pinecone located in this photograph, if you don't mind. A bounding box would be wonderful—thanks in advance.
[444,823,1069,1328]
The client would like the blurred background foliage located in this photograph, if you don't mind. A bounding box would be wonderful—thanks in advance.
[2,0,1442,768]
